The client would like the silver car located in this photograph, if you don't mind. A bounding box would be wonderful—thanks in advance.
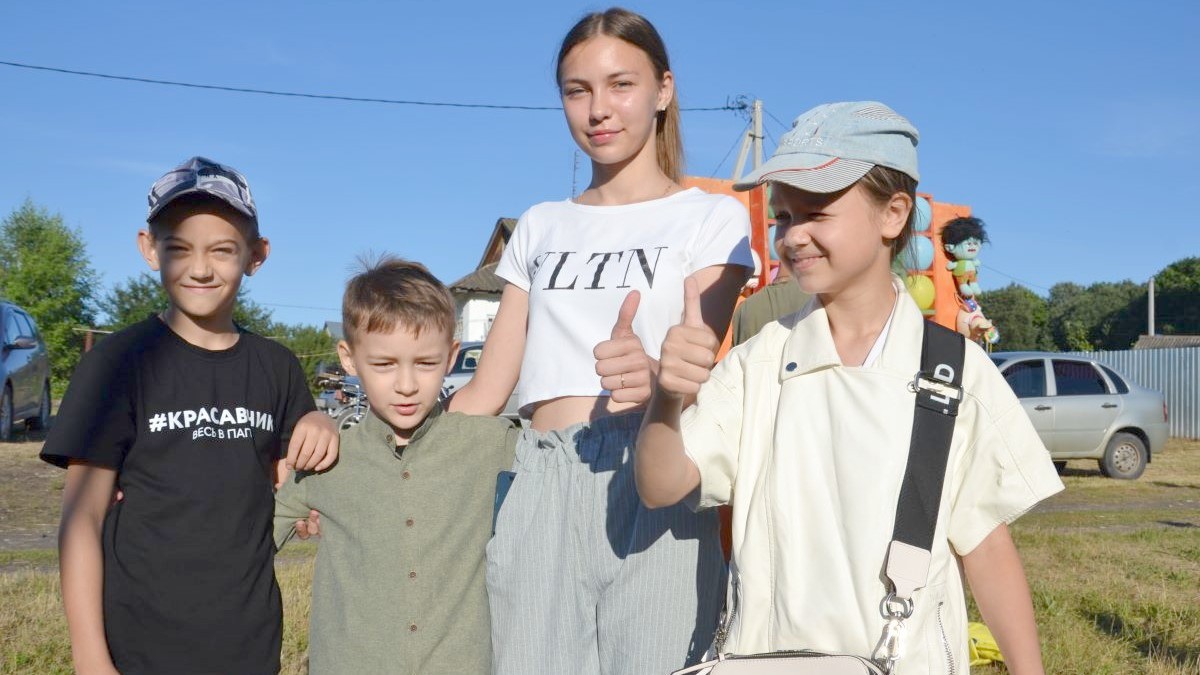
[441,342,520,420]
[989,352,1169,479]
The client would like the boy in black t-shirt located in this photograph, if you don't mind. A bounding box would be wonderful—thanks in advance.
[41,156,339,675]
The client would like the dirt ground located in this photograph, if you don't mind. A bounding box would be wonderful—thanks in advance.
[0,428,62,552]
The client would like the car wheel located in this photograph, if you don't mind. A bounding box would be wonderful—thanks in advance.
[1053,461,1067,475]
[1099,432,1147,480]
[0,385,12,442]
[27,382,51,430]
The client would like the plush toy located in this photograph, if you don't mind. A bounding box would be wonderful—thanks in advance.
[957,297,1000,345]
[942,217,988,297]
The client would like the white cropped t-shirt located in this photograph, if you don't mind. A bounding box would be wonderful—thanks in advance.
[495,188,753,412]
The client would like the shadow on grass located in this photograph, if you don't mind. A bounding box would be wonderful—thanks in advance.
[1088,610,1200,669]
[1150,481,1200,490]
[1155,520,1198,529]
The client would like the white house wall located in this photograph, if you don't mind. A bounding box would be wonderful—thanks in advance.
[457,295,500,343]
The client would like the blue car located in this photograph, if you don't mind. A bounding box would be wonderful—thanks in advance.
[1,301,51,440]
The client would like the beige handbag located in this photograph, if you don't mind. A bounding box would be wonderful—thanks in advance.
[673,324,965,675]
[672,650,888,674]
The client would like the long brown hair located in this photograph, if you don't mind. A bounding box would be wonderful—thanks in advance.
[556,7,684,181]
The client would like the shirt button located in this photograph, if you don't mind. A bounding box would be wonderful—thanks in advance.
[409,571,417,579]
[409,624,418,632]
[785,362,797,372]
[385,434,393,444]
[406,518,415,527]
[402,471,412,480]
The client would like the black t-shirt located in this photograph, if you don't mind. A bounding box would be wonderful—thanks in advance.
[42,317,315,675]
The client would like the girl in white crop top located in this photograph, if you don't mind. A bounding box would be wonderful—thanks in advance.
[450,8,752,674]
[450,35,751,429]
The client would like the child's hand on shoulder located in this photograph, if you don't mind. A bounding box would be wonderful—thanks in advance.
[657,277,718,399]
[285,411,340,476]
[594,290,653,404]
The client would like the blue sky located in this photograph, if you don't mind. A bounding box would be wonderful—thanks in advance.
[2,0,1197,327]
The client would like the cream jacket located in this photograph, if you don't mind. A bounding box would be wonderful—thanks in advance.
[681,281,1063,674]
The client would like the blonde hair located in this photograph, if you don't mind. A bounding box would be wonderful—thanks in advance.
[556,7,683,181]
[341,255,455,344]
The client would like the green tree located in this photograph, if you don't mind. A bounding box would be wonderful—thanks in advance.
[1047,280,1145,351]
[1088,281,1144,349]
[0,200,98,395]
[270,323,337,393]
[1154,257,1200,335]
[1047,283,1090,351]
[100,274,333,391]
[976,284,1052,351]
[100,272,169,329]
[100,272,275,334]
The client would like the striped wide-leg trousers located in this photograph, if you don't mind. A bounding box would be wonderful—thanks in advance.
[486,412,725,675]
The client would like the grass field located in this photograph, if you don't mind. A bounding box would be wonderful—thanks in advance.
[2,429,1198,674]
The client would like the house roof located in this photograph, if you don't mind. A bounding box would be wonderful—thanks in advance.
[449,262,504,295]
[1133,334,1200,350]
[477,218,516,269]
[324,321,344,340]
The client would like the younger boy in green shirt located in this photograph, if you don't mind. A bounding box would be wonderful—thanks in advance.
[274,257,516,675]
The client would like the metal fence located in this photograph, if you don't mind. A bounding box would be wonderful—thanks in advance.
[1061,347,1200,439]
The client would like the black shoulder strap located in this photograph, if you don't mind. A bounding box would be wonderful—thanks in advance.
[891,321,965,552]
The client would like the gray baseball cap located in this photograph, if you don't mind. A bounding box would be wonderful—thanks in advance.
[734,101,919,193]
[147,156,258,224]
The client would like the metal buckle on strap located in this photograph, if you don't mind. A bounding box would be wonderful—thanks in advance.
[909,370,962,416]
[872,614,906,673]
[879,592,915,620]
[871,593,914,673]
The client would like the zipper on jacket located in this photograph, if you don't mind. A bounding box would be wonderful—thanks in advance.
[936,601,957,675]
[714,577,739,654]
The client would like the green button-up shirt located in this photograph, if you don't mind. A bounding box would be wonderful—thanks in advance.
[274,404,517,675]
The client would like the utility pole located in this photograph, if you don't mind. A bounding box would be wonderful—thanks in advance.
[1148,276,1156,336]
[571,150,580,198]
[732,99,764,181]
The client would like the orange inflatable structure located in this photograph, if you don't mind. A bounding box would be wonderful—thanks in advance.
[913,193,972,331]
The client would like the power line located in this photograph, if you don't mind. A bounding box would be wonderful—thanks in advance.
[763,126,778,151]
[0,60,745,112]
[290,350,339,358]
[764,107,792,132]
[981,264,1053,293]
[257,301,340,312]
[709,119,752,177]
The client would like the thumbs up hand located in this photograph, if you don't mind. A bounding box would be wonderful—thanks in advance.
[594,290,653,404]
[657,277,718,399]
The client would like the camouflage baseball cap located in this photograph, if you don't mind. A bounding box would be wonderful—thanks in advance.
[147,156,257,224]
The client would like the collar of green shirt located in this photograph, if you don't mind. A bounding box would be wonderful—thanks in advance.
[357,401,445,452]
